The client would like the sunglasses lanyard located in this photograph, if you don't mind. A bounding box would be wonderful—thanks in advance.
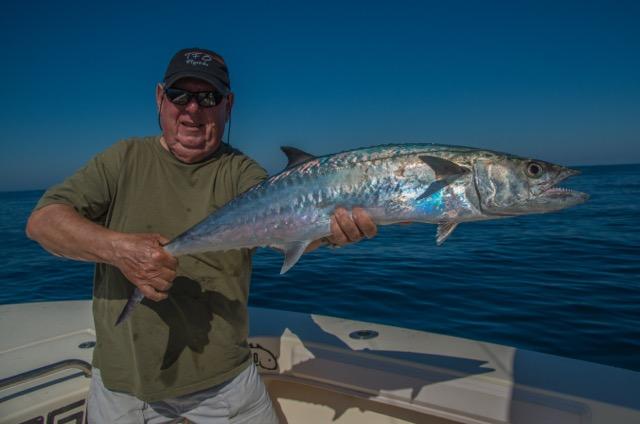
[226,112,232,147]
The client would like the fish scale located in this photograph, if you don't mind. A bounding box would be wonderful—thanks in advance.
[116,143,588,325]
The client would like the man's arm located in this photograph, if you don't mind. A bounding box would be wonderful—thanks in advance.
[26,204,176,301]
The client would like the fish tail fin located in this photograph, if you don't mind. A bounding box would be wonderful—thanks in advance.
[115,288,145,326]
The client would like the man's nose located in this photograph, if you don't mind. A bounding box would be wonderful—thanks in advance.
[185,98,200,113]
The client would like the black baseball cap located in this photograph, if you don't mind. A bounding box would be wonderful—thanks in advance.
[163,48,231,94]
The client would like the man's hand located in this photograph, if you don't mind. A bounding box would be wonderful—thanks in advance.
[326,206,377,246]
[305,207,377,253]
[109,233,177,302]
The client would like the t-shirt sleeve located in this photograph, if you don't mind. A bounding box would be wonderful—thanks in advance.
[34,141,128,222]
[236,156,268,195]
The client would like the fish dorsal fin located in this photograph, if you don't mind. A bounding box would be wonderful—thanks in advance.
[436,222,459,245]
[419,155,469,180]
[281,146,316,169]
[279,240,311,274]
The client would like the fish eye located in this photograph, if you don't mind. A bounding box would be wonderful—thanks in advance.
[525,161,543,178]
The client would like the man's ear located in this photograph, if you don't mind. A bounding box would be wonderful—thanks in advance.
[155,84,165,111]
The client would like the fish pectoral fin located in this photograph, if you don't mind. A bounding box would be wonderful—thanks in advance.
[419,155,469,180]
[279,240,311,274]
[417,180,450,200]
[436,222,459,245]
[416,156,470,200]
[281,146,317,169]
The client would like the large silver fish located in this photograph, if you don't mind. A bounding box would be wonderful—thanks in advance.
[116,144,588,325]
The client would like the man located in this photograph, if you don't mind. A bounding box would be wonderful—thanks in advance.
[26,48,377,423]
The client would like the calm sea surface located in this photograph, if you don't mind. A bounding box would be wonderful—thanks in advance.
[1,164,639,371]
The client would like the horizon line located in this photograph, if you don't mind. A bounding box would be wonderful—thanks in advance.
[1,162,638,195]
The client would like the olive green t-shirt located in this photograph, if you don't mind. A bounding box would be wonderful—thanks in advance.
[35,136,267,401]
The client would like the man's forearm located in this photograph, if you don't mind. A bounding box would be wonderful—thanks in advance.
[27,204,178,302]
[26,204,117,264]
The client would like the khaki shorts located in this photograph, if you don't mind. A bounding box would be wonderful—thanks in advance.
[87,363,279,423]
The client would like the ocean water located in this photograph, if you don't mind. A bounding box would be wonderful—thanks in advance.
[1,164,639,372]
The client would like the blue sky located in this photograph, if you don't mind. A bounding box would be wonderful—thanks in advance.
[2,0,639,191]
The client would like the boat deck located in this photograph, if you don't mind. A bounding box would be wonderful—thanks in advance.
[2,301,639,423]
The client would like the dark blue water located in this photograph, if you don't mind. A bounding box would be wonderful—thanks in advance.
[2,165,639,371]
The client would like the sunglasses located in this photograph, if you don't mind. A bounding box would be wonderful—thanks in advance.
[164,87,224,108]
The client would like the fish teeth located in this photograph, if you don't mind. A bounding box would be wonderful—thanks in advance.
[548,186,577,193]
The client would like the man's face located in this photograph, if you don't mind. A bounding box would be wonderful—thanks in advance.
[156,78,233,163]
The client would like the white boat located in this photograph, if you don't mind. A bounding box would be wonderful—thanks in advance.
[1,300,639,423]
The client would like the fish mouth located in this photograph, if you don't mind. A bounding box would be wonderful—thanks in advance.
[537,168,589,206]
[542,186,588,199]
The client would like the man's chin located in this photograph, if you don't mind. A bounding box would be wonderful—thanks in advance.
[170,139,220,163]
[175,135,207,149]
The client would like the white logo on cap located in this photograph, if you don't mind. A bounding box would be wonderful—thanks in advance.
[184,52,212,67]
